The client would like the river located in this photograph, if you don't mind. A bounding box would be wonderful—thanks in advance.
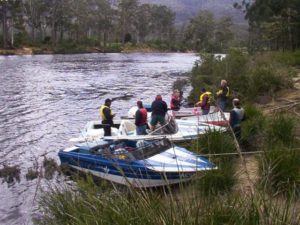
[0,53,198,224]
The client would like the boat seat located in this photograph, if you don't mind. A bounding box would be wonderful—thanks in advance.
[120,120,136,136]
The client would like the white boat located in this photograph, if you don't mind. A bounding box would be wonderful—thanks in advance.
[127,105,229,126]
[178,111,230,126]
[70,116,227,143]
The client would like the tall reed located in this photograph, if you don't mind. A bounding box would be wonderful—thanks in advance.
[36,174,300,225]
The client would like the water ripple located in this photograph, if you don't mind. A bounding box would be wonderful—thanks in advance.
[0,53,198,225]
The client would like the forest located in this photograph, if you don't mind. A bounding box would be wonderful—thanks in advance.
[0,0,299,52]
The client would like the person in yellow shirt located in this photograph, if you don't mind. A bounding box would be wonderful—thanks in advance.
[195,87,212,115]
[100,98,115,136]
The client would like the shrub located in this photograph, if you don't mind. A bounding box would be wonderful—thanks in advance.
[259,145,300,196]
[189,130,236,155]
[37,178,300,225]
[43,157,58,179]
[195,157,236,195]
[265,114,296,147]
[241,105,265,150]
[0,165,20,184]
[187,131,237,194]
[189,50,295,104]
[26,168,39,181]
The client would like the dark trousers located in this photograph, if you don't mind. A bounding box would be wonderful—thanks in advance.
[233,126,241,141]
[102,121,112,136]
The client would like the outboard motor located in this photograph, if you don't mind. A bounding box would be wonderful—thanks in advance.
[162,114,178,134]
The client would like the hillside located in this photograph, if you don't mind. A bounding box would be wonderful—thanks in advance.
[139,0,247,25]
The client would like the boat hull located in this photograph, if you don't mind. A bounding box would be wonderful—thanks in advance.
[59,143,215,188]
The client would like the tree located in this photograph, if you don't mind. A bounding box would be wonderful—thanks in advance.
[150,5,175,42]
[0,0,9,48]
[185,10,215,51]
[236,0,300,51]
[118,0,138,43]
[23,0,47,43]
[134,4,151,43]
[0,0,25,48]
[89,0,114,47]
[214,17,234,51]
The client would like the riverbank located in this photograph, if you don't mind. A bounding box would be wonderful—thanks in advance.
[0,44,193,55]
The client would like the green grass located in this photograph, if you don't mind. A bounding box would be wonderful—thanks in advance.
[194,157,236,195]
[0,165,20,184]
[189,130,236,155]
[240,105,266,150]
[189,50,295,103]
[265,114,296,148]
[258,145,300,196]
[36,174,300,225]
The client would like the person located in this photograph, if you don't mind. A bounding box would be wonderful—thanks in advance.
[216,79,230,111]
[150,95,168,131]
[229,98,245,141]
[170,89,181,111]
[135,100,148,135]
[100,98,115,136]
[195,87,212,115]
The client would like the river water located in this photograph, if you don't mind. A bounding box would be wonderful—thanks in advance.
[0,53,198,224]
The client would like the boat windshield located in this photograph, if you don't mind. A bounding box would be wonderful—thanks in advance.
[108,139,172,161]
[132,139,172,160]
[86,139,173,162]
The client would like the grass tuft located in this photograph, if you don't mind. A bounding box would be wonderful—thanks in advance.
[43,157,58,180]
[0,165,20,184]
[26,168,39,180]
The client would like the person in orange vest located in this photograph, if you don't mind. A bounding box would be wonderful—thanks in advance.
[216,79,230,111]
[100,98,115,136]
[135,101,148,135]
[196,87,212,115]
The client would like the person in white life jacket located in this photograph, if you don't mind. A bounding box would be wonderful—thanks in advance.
[135,101,148,135]
[196,87,212,115]
[229,98,245,141]
[100,98,115,136]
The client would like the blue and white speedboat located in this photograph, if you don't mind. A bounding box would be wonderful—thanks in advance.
[59,139,216,187]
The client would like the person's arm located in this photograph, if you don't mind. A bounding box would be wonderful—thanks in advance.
[103,108,113,122]
[135,110,141,126]
[163,102,168,113]
[200,95,208,107]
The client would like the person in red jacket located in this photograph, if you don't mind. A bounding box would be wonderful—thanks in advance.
[170,89,181,111]
[135,101,148,135]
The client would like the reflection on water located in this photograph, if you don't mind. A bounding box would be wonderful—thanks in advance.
[0,53,198,224]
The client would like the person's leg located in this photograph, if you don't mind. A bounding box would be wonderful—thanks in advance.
[102,122,111,136]
[103,125,111,136]
[158,115,166,126]
[233,126,241,141]
[136,125,147,135]
[218,100,226,111]
[201,109,209,115]
[150,116,158,131]
[140,124,147,135]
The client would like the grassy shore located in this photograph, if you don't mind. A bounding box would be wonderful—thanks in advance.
[0,42,192,55]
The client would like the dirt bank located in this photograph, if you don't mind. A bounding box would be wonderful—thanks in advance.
[235,70,300,193]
